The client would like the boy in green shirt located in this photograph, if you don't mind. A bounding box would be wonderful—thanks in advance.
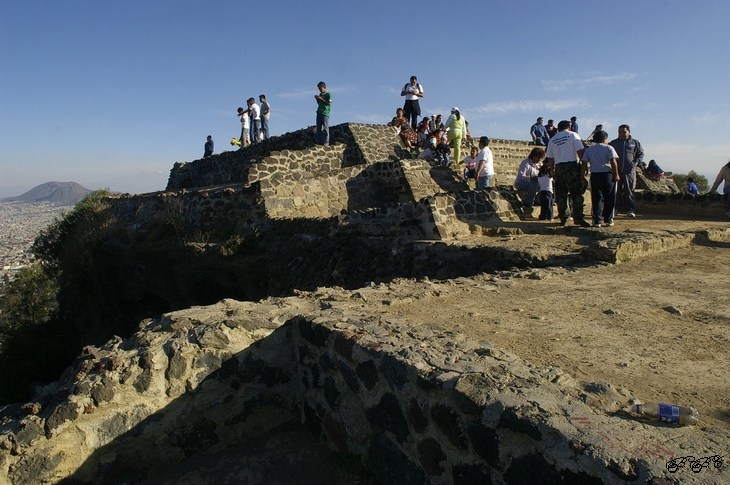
[315,81,332,145]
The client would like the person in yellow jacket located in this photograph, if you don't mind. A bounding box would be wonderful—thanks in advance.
[445,107,467,165]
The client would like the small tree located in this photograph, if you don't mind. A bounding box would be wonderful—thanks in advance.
[0,264,58,334]
[0,264,70,403]
[672,171,709,194]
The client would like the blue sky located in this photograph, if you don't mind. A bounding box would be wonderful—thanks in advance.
[1,0,729,195]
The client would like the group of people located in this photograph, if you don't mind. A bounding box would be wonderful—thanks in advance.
[235,95,272,147]
[516,121,646,227]
[201,77,730,220]
[530,116,578,146]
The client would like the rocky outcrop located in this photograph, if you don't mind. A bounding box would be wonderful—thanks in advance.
[2,284,727,484]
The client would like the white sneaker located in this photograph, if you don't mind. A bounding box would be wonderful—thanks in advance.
[627,212,636,218]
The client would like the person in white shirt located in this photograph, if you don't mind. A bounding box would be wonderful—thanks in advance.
[474,136,495,190]
[537,163,554,220]
[236,107,250,147]
[259,94,270,140]
[246,97,261,143]
[546,120,589,226]
[514,147,545,210]
[462,146,479,180]
[400,75,424,129]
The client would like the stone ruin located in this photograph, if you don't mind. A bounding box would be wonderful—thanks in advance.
[0,124,728,484]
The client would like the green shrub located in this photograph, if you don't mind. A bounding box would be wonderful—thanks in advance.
[672,171,709,194]
[0,265,58,334]
[32,189,112,277]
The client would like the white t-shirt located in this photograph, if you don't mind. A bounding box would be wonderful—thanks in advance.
[240,114,250,129]
[538,174,553,193]
[581,143,618,173]
[476,146,494,177]
[402,82,423,101]
[546,130,584,164]
[248,103,261,120]
[516,158,540,183]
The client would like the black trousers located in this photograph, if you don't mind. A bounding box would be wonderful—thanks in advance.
[590,172,617,223]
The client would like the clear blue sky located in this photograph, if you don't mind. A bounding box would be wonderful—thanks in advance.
[1,0,728,195]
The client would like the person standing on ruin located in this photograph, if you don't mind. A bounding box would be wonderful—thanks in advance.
[570,116,579,135]
[259,94,270,140]
[581,130,619,227]
[609,124,644,218]
[247,97,262,144]
[546,119,558,139]
[708,159,730,218]
[474,136,495,190]
[204,135,214,157]
[315,81,332,146]
[546,120,590,226]
[586,124,603,143]
[530,117,549,146]
[445,107,467,165]
[237,107,250,147]
[401,75,424,130]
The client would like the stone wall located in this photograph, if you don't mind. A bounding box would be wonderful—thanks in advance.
[426,189,522,240]
[635,191,727,218]
[105,185,265,237]
[166,123,534,193]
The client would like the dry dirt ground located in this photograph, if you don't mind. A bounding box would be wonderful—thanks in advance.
[381,216,730,430]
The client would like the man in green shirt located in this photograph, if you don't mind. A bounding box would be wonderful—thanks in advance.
[315,81,332,145]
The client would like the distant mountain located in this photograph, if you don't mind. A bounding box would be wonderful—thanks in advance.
[1,182,92,206]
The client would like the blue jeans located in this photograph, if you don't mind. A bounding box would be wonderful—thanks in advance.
[539,190,554,220]
[515,178,539,206]
[316,113,329,145]
[261,116,269,140]
[250,119,261,144]
[477,175,493,190]
[617,171,637,213]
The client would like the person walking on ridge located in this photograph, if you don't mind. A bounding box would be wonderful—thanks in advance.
[204,135,214,157]
[315,81,332,146]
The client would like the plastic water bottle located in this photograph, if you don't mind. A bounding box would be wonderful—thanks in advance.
[627,401,699,425]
